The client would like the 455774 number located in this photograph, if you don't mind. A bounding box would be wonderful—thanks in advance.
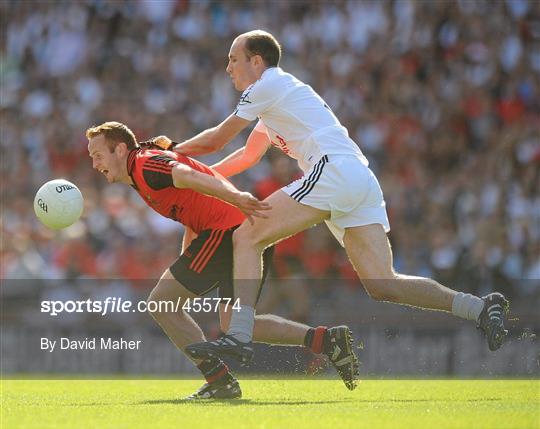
[182,297,241,313]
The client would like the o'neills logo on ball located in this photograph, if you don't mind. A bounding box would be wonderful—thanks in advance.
[56,184,75,193]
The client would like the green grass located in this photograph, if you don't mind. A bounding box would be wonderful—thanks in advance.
[1,379,538,429]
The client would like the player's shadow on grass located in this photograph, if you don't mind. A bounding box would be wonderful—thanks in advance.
[140,399,355,406]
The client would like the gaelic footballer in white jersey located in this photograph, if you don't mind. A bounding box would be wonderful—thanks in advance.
[179,30,510,361]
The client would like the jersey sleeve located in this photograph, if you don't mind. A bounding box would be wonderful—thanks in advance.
[233,78,280,121]
[141,154,180,190]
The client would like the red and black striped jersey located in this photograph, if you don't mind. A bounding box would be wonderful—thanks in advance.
[127,149,245,234]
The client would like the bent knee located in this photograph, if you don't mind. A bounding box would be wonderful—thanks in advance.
[232,225,268,252]
[362,277,400,303]
[365,289,398,303]
[147,282,168,303]
[146,285,172,319]
[254,314,278,323]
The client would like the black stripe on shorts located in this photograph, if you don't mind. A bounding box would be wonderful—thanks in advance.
[289,155,328,202]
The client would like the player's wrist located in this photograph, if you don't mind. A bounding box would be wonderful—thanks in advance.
[230,191,248,208]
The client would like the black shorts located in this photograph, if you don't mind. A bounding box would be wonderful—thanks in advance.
[169,226,274,302]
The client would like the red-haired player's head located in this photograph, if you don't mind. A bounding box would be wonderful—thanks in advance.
[86,121,137,184]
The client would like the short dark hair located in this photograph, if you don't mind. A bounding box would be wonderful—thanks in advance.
[86,121,138,152]
[241,30,281,67]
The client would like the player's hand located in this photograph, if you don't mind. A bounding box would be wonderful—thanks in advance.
[233,192,271,225]
[139,135,173,151]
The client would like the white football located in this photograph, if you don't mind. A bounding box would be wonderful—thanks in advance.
[34,179,84,229]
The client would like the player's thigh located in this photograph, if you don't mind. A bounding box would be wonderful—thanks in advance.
[234,190,330,249]
[169,228,233,297]
[147,269,196,317]
[343,223,395,280]
[148,269,199,305]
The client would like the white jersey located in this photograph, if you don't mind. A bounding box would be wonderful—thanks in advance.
[233,67,368,172]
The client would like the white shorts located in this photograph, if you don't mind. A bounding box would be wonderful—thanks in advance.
[282,155,390,246]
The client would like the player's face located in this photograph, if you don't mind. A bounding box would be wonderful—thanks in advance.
[226,38,260,91]
[88,135,127,184]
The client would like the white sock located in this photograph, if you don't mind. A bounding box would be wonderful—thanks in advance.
[452,292,484,322]
[228,305,255,343]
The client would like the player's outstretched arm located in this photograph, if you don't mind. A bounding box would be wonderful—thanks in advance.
[211,128,271,178]
[174,115,251,156]
[171,163,270,224]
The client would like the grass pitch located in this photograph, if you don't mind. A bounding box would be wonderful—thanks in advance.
[1,379,538,429]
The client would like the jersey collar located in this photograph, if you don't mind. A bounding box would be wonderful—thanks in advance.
[261,66,279,79]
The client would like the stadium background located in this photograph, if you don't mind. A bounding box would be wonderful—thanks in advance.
[1,0,538,377]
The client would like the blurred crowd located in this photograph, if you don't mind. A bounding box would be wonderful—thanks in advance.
[2,0,539,318]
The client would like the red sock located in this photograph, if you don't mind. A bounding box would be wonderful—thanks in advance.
[305,326,328,354]
[197,358,230,384]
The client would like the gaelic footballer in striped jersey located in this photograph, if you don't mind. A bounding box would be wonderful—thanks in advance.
[86,121,360,399]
